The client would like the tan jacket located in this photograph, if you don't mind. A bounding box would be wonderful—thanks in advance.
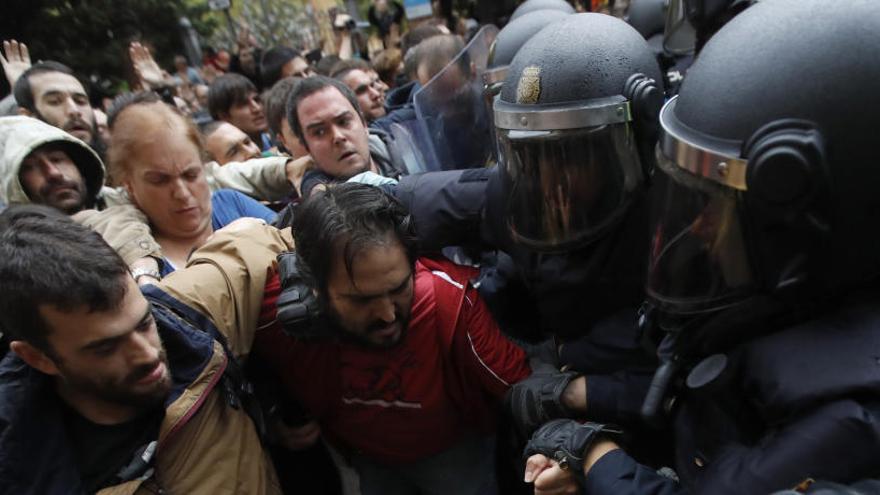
[107,224,294,494]
[158,222,294,361]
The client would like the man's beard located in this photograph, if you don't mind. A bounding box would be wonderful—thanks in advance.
[58,348,172,410]
[322,300,411,349]
[38,175,88,214]
[33,108,95,147]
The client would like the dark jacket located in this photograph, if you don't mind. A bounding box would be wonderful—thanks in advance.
[584,297,880,494]
[369,81,420,135]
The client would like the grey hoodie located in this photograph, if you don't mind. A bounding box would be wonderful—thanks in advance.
[0,115,105,208]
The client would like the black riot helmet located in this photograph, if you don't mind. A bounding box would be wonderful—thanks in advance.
[627,0,668,57]
[664,0,755,55]
[647,0,880,318]
[627,0,667,40]
[510,0,575,21]
[484,9,572,98]
[494,13,664,252]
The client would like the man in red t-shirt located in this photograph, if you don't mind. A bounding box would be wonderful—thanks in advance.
[255,183,531,494]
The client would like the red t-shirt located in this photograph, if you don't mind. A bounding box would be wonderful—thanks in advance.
[254,258,530,464]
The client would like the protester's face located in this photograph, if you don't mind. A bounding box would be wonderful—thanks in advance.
[123,129,212,240]
[297,86,372,179]
[370,70,389,100]
[341,69,386,122]
[280,117,309,158]
[282,57,314,79]
[325,238,413,348]
[19,146,88,214]
[25,71,95,144]
[205,122,261,165]
[224,90,267,137]
[216,51,231,71]
[39,275,171,411]
[194,85,210,108]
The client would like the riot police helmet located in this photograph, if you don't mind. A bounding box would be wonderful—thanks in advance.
[510,0,575,21]
[494,13,664,252]
[627,0,667,40]
[664,0,755,55]
[647,0,880,317]
[484,9,572,97]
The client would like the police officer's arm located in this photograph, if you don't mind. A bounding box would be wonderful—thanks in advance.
[524,446,684,495]
[688,399,880,494]
[522,418,682,495]
[158,222,294,361]
[392,168,498,252]
[552,398,880,495]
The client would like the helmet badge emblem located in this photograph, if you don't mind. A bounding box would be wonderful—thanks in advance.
[517,66,542,104]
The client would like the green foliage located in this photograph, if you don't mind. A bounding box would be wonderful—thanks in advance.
[204,0,326,52]
[1,0,216,97]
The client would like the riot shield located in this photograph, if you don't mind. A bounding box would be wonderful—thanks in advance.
[412,25,499,171]
[388,120,431,175]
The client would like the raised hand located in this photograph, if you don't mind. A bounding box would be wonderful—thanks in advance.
[129,41,168,89]
[1,39,32,88]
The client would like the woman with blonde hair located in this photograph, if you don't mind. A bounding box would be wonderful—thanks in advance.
[107,92,275,275]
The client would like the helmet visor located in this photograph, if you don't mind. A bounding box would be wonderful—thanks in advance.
[647,149,754,314]
[497,122,642,251]
[664,0,697,55]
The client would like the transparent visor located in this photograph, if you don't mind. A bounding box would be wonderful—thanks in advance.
[664,0,697,55]
[646,148,754,314]
[496,123,643,251]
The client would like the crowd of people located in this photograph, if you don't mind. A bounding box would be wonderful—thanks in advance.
[1,0,880,494]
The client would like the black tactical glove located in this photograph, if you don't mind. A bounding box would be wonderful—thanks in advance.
[507,371,580,437]
[523,419,621,477]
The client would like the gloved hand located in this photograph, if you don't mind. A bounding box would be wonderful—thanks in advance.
[524,419,621,478]
[507,371,580,437]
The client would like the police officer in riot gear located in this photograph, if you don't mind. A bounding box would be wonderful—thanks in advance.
[397,12,665,344]
[391,14,669,460]
[510,0,575,21]
[627,0,692,96]
[493,11,670,466]
[522,1,880,493]
[664,0,756,55]
[626,0,667,52]
[483,8,572,105]
[654,0,759,95]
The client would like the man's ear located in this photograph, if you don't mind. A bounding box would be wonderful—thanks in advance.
[10,341,60,376]
[17,107,34,117]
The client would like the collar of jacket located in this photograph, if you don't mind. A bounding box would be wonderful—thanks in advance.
[368,128,406,178]
[384,81,420,112]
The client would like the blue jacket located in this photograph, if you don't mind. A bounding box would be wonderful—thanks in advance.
[369,80,420,135]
